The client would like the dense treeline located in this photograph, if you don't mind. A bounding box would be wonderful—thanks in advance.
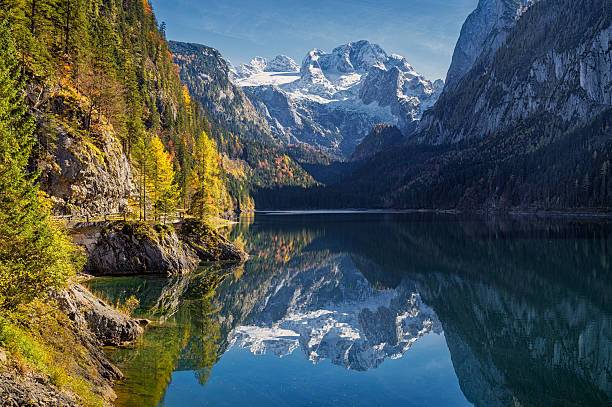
[0,19,82,310]
[254,108,612,211]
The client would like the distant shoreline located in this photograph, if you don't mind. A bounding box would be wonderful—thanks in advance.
[253,209,612,219]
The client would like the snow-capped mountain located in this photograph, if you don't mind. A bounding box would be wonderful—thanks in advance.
[233,41,443,157]
[227,254,442,371]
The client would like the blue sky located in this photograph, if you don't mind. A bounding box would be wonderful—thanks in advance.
[151,0,478,80]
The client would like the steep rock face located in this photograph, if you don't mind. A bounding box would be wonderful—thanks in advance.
[37,111,134,217]
[238,40,442,157]
[351,124,405,161]
[419,0,611,144]
[168,41,274,143]
[444,0,534,91]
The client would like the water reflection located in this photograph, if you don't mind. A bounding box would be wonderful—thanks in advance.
[88,213,612,406]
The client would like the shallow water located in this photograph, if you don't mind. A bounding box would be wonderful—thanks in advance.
[87,213,612,407]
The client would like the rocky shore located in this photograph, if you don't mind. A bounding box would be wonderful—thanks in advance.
[0,284,145,406]
[72,219,247,276]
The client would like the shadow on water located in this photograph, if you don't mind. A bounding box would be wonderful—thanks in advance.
[87,213,612,406]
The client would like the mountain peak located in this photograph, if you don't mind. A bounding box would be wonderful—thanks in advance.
[265,55,299,72]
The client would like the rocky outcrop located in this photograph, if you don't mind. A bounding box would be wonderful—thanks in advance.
[36,103,135,217]
[77,220,246,276]
[82,222,198,275]
[57,284,144,346]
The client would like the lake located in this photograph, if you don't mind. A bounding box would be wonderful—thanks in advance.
[87,212,612,406]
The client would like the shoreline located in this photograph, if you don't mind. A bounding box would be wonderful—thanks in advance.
[252,209,612,219]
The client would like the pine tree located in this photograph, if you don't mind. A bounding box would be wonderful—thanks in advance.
[0,18,82,310]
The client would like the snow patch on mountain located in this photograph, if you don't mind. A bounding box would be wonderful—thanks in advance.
[233,40,442,157]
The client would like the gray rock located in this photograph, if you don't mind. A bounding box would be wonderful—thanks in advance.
[0,371,78,407]
[37,111,135,217]
[78,220,247,276]
[444,0,534,91]
[82,222,198,275]
[56,284,143,346]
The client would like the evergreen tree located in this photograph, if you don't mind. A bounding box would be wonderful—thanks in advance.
[0,19,82,310]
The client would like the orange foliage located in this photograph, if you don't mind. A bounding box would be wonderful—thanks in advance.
[142,0,153,15]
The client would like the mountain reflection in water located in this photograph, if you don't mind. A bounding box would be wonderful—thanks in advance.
[87,213,612,407]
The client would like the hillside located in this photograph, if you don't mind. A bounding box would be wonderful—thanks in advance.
[2,0,242,217]
[168,41,318,206]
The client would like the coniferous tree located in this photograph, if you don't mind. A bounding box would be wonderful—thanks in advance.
[0,19,82,310]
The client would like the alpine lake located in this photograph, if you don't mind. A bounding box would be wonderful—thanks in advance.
[86,212,612,407]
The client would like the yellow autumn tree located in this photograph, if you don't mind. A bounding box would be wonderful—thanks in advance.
[190,131,226,219]
[149,135,180,223]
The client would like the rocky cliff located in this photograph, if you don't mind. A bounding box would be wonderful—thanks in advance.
[443,0,534,91]
[31,90,135,217]
[419,0,611,143]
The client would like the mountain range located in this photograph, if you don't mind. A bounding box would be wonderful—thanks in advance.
[169,0,612,212]
[171,40,442,159]
[251,0,612,212]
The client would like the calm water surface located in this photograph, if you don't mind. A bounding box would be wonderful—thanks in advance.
[87,213,612,407]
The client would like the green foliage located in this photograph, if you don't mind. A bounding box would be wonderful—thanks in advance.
[0,18,83,310]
